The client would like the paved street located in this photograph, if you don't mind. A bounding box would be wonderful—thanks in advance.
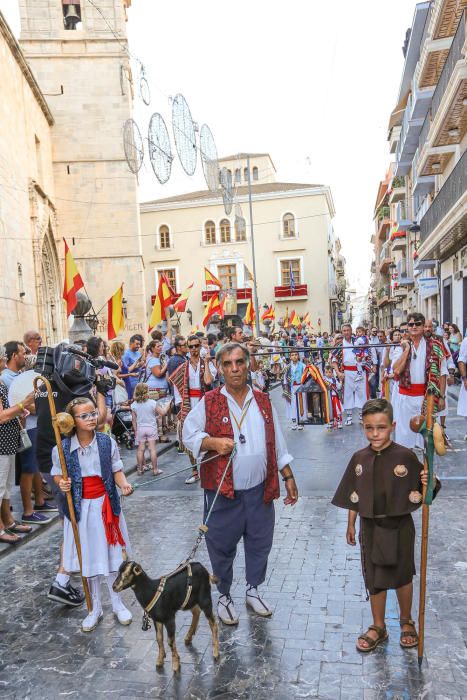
[1,387,467,699]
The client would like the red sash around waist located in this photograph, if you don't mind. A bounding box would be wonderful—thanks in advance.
[399,383,425,397]
[343,365,358,371]
[82,476,125,547]
[189,388,202,397]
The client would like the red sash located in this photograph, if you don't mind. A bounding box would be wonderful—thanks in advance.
[398,383,425,397]
[189,388,202,397]
[82,476,125,547]
[343,365,358,371]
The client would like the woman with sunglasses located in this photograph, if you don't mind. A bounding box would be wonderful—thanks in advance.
[392,313,447,449]
[52,396,133,633]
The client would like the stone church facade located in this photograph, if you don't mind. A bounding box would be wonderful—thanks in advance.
[0,0,145,344]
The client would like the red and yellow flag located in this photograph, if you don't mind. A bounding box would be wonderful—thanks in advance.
[204,267,222,288]
[203,292,225,327]
[283,306,289,327]
[63,238,84,317]
[244,299,256,326]
[288,309,296,326]
[173,282,193,313]
[148,275,175,331]
[291,313,301,328]
[261,305,275,321]
[107,284,124,340]
[302,312,310,326]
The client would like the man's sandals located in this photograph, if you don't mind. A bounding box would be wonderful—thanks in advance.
[399,618,419,649]
[356,625,388,653]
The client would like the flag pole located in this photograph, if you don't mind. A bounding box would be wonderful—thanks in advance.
[418,391,435,667]
[247,155,260,336]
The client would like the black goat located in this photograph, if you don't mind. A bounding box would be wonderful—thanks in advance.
[113,560,219,672]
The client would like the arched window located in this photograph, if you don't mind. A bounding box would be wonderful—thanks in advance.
[159,225,170,249]
[235,168,241,183]
[244,167,249,182]
[220,218,231,243]
[205,220,216,245]
[235,216,246,242]
[252,166,259,181]
[283,212,295,238]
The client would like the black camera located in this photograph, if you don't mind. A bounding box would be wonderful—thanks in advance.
[35,344,118,396]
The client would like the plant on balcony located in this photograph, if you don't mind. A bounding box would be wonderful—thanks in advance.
[392,176,405,188]
[377,287,385,299]
[377,206,390,222]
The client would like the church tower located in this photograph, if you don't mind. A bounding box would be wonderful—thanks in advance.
[18,0,146,336]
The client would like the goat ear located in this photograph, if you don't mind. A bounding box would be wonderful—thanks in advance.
[122,547,128,561]
[133,564,142,576]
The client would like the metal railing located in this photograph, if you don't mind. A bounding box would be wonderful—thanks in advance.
[420,149,467,243]
[379,240,391,263]
[377,205,390,222]
[431,10,466,120]
[418,110,431,152]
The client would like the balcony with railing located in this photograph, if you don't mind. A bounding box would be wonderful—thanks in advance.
[431,9,466,120]
[420,149,467,252]
[376,284,391,306]
[376,206,391,239]
[388,175,406,203]
[274,284,308,299]
[201,288,252,303]
[395,259,414,286]
[379,241,392,272]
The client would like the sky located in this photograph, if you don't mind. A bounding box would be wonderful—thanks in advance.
[1,0,416,296]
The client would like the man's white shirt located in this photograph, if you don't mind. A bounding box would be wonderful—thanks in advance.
[182,386,293,491]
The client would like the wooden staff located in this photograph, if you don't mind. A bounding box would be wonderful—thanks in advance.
[33,376,92,612]
[418,391,435,667]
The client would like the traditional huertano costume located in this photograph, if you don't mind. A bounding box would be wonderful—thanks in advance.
[324,375,343,429]
[332,442,440,595]
[331,339,369,425]
[457,338,467,421]
[51,432,132,630]
[283,359,306,428]
[392,337,446,449]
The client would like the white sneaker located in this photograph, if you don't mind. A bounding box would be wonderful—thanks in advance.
[297,424,303,431]
[246,586,272,617]
[217,594,239,625]
[81,607,103,633]
[113,602,132,626]
[185,473,200,484]
[345,415,352,426]
[358,413,363,424]
[291,421,297,431]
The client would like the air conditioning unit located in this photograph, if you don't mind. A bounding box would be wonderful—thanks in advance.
[454,271,463,281]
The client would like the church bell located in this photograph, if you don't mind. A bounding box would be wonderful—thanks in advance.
[64,4,81,30]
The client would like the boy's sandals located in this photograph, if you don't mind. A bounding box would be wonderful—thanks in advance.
[356,624,388,653]
[400,618,419,648]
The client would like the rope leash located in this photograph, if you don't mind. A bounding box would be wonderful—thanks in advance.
[132,451,224,490]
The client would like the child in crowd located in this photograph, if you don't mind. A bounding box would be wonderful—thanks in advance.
[332,398,440,653]
[323,365,343,429]
[131,383,169,475]
[353,326,369,380]
[252,360,267,392]
[53,396,133,633]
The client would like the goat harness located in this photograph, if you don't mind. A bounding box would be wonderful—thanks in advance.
[142,562,193,631]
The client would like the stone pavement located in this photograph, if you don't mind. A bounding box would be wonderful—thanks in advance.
[1,387,467,699]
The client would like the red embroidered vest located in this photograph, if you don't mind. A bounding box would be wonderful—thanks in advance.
[202,388,280,503]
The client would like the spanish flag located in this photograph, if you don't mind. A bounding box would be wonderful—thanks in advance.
[107,284,125,340]
[291,313,301,328]
[289,309,296,326]
[203,292,225,327]
[148,275,175,331]
[283,306,289,327]
[302,312,310,325]
[173,282,193,313]
[261,305,275,321]
[244,299,255,325]
[205,267,222,288]
[63,238,84,317]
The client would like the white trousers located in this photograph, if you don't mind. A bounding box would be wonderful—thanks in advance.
[343,370,368,411]
[0,454,15,501]
[288,384,307,422]
[393,391,424,449]
[457,382,467,417]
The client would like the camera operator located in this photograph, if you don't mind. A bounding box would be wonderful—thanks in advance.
[35,344,107,607]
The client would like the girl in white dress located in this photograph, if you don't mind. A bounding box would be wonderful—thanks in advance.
[52,397,133,633]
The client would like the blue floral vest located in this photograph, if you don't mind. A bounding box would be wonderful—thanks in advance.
[61,432,121,522]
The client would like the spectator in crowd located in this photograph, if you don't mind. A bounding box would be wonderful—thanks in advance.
[23,330,42,356]
[110,341,135,402]
[226,326,244,344]
[131,383,164,476]
[0,344,36,544]
[448,323,462,361]
[122,335,145,399]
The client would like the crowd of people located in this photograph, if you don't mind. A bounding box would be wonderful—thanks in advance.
[0,313,465,638]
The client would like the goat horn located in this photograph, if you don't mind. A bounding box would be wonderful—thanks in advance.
[122,547,129,561]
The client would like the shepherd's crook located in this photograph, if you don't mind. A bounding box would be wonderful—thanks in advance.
[418,392,435,666]
[33,376,92,612]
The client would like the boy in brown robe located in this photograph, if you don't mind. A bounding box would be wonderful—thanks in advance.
[332,398,440,652]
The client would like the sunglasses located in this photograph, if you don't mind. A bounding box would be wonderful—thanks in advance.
[74,410,99,421]
[188,344,200,350]
[407,321,423,327]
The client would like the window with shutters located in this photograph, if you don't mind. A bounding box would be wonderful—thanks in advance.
[282,213,296,238]
[280,259,301,286]
[158,268,177,291]
[205,220,216,245]
[220,219,231,243]
[159,225,170,249]
[218,264,237,289]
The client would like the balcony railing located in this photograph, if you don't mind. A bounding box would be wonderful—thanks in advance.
[418,110,431,152]
[377,205,390,222]
[274,284,308,298]
[420,149,467,244]
[431,10,466,120]
[201,288,252,303]
[379,241,391,264]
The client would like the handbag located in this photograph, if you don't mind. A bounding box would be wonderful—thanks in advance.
[16,420,32,453]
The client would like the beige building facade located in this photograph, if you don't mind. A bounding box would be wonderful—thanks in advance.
[0,0,145,343]
[141,154,345,333]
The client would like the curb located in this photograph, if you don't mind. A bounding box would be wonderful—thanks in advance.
[0,441,176,562]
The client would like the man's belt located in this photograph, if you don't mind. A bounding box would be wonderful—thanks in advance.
[189,389,202,398]
[399,383,425,397]
[343,365,358,371]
